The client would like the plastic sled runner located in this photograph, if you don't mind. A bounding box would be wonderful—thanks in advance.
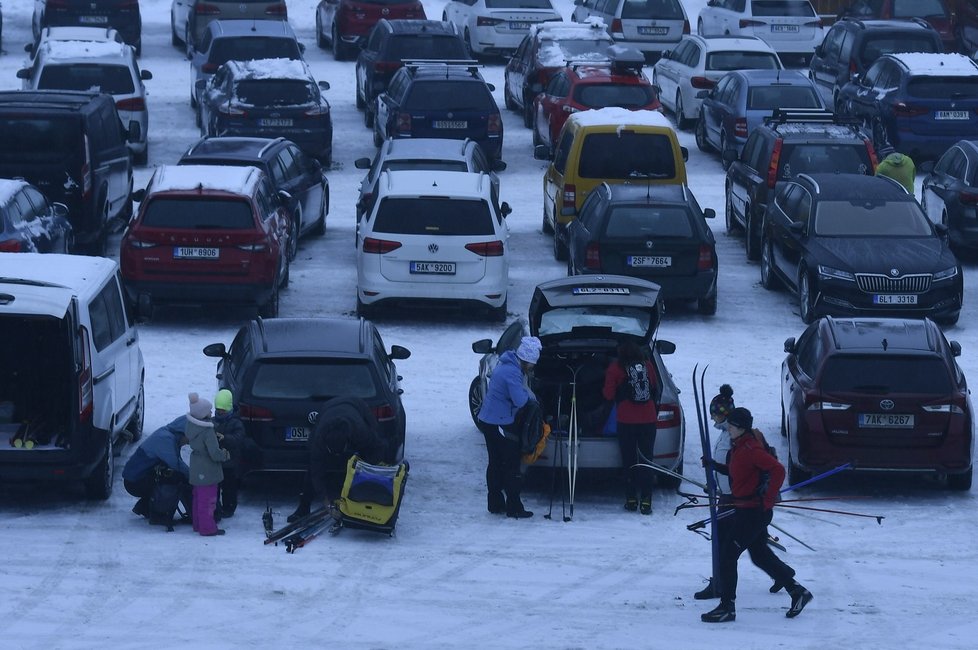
[333,455,408,536]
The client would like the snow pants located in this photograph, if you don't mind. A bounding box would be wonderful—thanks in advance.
[192,484,219,536]
[484,426,525,515]
[617,422,656,500]
[717,508,795,603]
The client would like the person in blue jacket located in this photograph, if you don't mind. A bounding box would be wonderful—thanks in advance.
[477,336,541,519]
[123,416,190,518]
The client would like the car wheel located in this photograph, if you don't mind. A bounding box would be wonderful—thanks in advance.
[332,25,347,61]
[468,377,496,435]
[84,434,113,500]
[464,29,476,59]
[724,187,737,234]
[356,295,377,319]
[695,114,711,152]
[787,448,812,485]
[799,270,816,324]
[316,14,327,49]
[364,104,374,128]
[523,96,534,129]
[133,144,148,166]
[532,113,543,147]
[697,19,705,35]
[745,209,760,261]
[675,92,690,130]
[488,299,507,322]
[541,205,553,235]
[760,236,779,290]
[552,229,568,261]
[697,287,717,315]
[720,132,732,170]
[657,458,683,489]
[504,77,517,111]
[171,23,181,47]
[260,287,280,318]
[373,121,383,148]
[356,78,366,110]
[289,214,300,261]
[948,466,973,491]
[780,402,787,438]
[313,195,327,237]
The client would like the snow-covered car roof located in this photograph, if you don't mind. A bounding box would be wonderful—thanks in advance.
[36,26,122,45]
[225,58,314,82]
[382,138,477,160]
[36,38,131,61]
[565,106,672,129]
[0,253,118,318]
[148,165,263,196]
[0,179,28,209]
[889,53,978,77]
[531,20,609,41]
[698,35,780,54]
[378,170,493,200]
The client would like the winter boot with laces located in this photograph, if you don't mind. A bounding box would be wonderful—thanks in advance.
[701,600,736,623]
[694,578,718,600]
[786,583,813,618]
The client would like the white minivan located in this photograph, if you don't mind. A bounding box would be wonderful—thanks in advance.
[0,254,144,499]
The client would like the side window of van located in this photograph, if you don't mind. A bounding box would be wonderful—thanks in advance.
[89,279,127,352]
[554,132,574,174]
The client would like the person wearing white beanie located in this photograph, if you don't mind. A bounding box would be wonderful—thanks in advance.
[185,392,229,536]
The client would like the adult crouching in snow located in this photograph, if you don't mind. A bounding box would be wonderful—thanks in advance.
[186,393,230,537]
[123,416,190,521]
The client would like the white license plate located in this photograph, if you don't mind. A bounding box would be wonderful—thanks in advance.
[935,110,969,120]
[771,24,799,33]
[284,427,308,441]
[79,16,110,24]
[638,26,669,35]
[858,413,914,428]
[410,261,456,274]
[628,255,672,268]
[510,21,531,30]
[873,294,917,305]
[173,247,219,260]
[259,118,293,127]
[433,120,467,129]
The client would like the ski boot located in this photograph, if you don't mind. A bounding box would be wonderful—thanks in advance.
[786,583,813,618]
[701,600,735,623]
[694,578,718,600]
[639,497,652,515]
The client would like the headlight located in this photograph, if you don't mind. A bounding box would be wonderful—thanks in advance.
[817,265,854,281]
[933,266,958,281]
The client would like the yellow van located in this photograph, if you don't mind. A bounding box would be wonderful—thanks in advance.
[534,107,688,260]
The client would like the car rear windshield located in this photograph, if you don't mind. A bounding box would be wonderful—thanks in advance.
[779,144,872,179]
[37,64,135,95]
[486,0,553,7]
[747,85,820,110]
[907,77,978,99]
[209,38,301,65]
[578,132,677,180]
[538,40,613,67]
[573,84,655,108]
[750,0,815,17]
[707,51,780,71]
[235,80,315,106]
[250,360,378,400]
[0,117,82,162]
[621,0,684,20]
[386,36,468,61]
[893,0,947,19]
[404,81,495,111]
[605,206,693,238]
[373,197,494,235]
[813,200,932,236]
[382,160,469,173]
[538,306,653,338]
[820,356,951,395]
[859,37,940,66]
[140,197,256,229]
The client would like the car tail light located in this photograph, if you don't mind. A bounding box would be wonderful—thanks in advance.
[487,113,502,134]
[697,245,713,271]
[361,192,373,208]
[922,404,966,415]
[959,192,978,205]
[195,3,221,16]
[80,134,92,198]
[374,61,401,73]
[585,242,601,270]
[116,97,146,111]
[239,403,274,422]
[127,238,156,249]
[805,19,823,27]
[373,403,396,422]
[202,63,219,73]
[118,0,139,9]
[740,19,764,28]
[78,325,93,423]
[396,112,411,133]
[767,138,782,189]
[611,19,624,35]
[690,76,715,89]
[563,183,576,206]
[219,104,247,117]
[362,237,402,254]
[849,59,858,76]
[734,117,747,138]
[465,240,505,256]
[303,105,329,117]
[236,242,268,251]
[265,3,288,17]
[893,102,928,117]
[477,16,504,27]
[657,403,681,428]
[46,0,70,8]
[682,20,690,34]
[806,402,852,411]
[0,239,21,252]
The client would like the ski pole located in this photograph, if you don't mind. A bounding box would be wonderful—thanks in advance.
[780,463,853,494]
[774,503,885,523]
[769,522,815,552]
[635,461,709,491]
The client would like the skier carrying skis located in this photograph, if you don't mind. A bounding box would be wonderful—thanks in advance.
[700,407,813,623]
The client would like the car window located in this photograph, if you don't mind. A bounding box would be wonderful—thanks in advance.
[862,60,885,86]
[577,189,605,229]
[227,327,250,382]
[210,37,301,66]
[269,155,288,185]
[373,198,495,235]
[712,75,732,101]
[747,85,820,110]
[820,356,951,395]
[387,36,468,60]
[578,132,677,180]
[404,81,495,111]
[574,84,655,108]
[813,199,933,236]
[796,188,812,224]
[236,80,315,106]
[38,64,136,95]
[750,1,815,17]
[0,117,84,164]
[23,186,49,217]
[487,0,552,6]
[682,42,701,68]
[947,150,969,182]
[12,191,36,223]
[621,0,684,19]
[605,205,693,237]
[908,76,978,99]
[706,51,780,71]
[538,305,653,338]
[88,279,127,351]
[859,36,940,66]
[372,329,393,382]
[382,159,469,173]
[794,325,819,378]
[822,25,844,59]
[893,0,947,19]
[250,360,379,399]
[496,320,524,352]
[141,197,256,229]
[934,147,960,176]
[554,131,574,174]
[741,132,763,168]
[780,144,871,179]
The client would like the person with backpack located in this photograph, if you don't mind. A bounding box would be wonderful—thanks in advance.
[123,416,190,522]
[700,407,813,623]
[186,393,230,537]
[602,340,657,515]
[213,389,246,519]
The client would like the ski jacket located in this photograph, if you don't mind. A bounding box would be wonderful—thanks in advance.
[875,152,915,195]
[711,429,732,494]
[309,396,387,501]
[214,411,246,470]
[478,350,532,427]
[186,414,229,486]
[728,433,784,510]
[602,359,658,424]
[122,416,190,481]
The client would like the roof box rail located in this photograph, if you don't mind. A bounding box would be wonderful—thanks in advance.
[764,109,861,127]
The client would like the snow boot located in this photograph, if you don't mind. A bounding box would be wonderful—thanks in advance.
[639,497,652,515]
[786,583,813,618]
[624,496,638,512]
[694,578,718,600]
[506,509,533,519]
[701,600,735,623]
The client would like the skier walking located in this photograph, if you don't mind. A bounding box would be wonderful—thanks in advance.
[700,407,813,623]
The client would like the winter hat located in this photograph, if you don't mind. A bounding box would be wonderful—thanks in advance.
[214,389,234,413]
[516,336,542,364]
[709,384,735,419]
[188,392,212,420]
[726,407,753,432]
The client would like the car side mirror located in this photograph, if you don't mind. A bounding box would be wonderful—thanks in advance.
[299,43,307,54]
[472,338,494,354]
[354,157,372,169]
[722,148,738,164]
[140,69,153,81]
[534,144,552,161]
[851,72,862,85]
[131,188,146,203]
[784,337,797,354]
[655,339,676,355]
[661,50,671,60]
[16,69,31,80]
[492,159,507,172]
[203,342,228,358]
[950,341,962,357]
[919,160,935,174]
[486,83,496,91]
[500,202,512,217]
[703,208,716,219]
[51,202,69,219]
[319,80,330,91]
[277,190,292,206]
[389,344,411,360]
[680,146,689,162]
[24,43,33,54]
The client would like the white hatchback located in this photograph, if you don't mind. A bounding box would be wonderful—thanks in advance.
[697,0,824,66]
[442,0,562,57]
[357,170,512,320]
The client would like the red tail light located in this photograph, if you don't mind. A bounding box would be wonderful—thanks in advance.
[239,403,274,422]
[690,76,715,90]
[119,0,140,8]
[734,117,747,138]
[682,20,690,35]
[697,245,713,271]
[373,403,396,422]
[465,240,504,256]
[116,97,146,111]
[265,3,288,17]
[0,239,22,252]
[960,192,978,205]
[78,325,93,423]
[195,3,221,16]
[488,113,502,134]
[409,2,425,17]
[657,403,680,428]
[611,19,623,34]
[396,112,411,133]
[585,242,601,270]
[303,105,329,117]
[218,104,246,117]
[374,61,401,73]
[562,183,576,206]
[893,102,928,117]
[362,237,402,254]
[740,19,764,28]
[865,139,879,172]
[46,0,70,7]
[202,63,219,73]
[767,138,782,189]
[477,16,504,27]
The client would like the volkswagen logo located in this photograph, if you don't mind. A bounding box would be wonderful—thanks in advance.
[645,240,654,249]
[447,112,454,119]
[890,268,900,277]
[308,411,319,424]
[880,399,895,411]
[428,243,439,253]
[238,3,247,12]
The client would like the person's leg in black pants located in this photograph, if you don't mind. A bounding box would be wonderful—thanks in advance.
[634,422,657,513]
[482,427,506,514]
[124,473,155,517]
[498,426,530,518]
[617,423,639,509]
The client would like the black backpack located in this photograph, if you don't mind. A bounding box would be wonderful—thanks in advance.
[625,362,652,403]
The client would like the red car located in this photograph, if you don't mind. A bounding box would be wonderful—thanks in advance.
[121,165,292,319]
[531,49,661,153]
[838,0,957,53]
[316,0,427,61]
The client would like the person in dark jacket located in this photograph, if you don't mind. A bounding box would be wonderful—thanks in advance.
[213,389,246,519]
[123,416,190,519]
[700,408,813,623]
[477,336,541,519]
[602,340,658,515]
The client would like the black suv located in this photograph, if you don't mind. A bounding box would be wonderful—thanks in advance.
[33,0,142,55]
[809,18,942,112]
[356,19,467,126]
[0,90,133,254]
[203,317,411,473]
[724,109,877,260]
[179,136,330,254]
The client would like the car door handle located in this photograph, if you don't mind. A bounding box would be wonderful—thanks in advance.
[94,366,115,385]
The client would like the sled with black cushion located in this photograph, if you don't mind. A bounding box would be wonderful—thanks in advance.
[332,455,408,537]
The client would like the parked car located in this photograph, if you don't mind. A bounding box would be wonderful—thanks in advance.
[920,139,978,249]
[809,18,943,111]
[695,69,826,164]
[353,137,505,223]
[197,58,333,165]
[759,173,962,324]
[443,0,562,58]
[566,183,718,314]
[373,62,503,160]
[33,0,142,55]
[532,48,660,153]
[504,20,614,128]
[356,19,467,126]
[0,90,133,255]
[572,0,690,62]
[957,0,978,55]
[837,0,957,54]
[189,19,303,108]
[316,0,426,60]
[836,52,978,161]
[724,108,877,260]
[121,164,292,319]
[653,34,782,129]
[173,0,287,53]
[18,29,152,165]
[356,170,512,319]
[0,254,144,499]
[202,317,410,473]
[696,0,825,66]
[467,275,685,483]
[0,179,72,253]
[781,315,973,489]
[179,136,329,250]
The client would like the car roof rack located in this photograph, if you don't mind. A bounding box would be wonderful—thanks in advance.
[402,59,482,77]
[764,108,861,128]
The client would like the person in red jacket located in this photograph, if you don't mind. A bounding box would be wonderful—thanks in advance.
[602,340,658,515]
[701,407,813,623]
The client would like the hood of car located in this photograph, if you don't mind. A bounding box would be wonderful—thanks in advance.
[809,236,956,275]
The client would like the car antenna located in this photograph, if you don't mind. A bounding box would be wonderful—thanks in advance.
[881,338,888,351]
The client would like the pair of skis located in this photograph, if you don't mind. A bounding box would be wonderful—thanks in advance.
[263,505,338,552]
[692,364,723,594]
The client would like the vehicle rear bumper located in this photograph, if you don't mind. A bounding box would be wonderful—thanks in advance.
[123,279,275,308]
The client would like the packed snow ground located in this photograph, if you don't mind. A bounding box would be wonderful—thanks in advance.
[2,1,977,648]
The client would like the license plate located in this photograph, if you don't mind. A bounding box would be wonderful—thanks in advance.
[858,413,914,428]
[638,26,669,35]
[873,294,917,305]
[935,110,969,120]
[259,118,293,127]
[771,24,799,33]
[410,261,456,274]
[173,247,219,260]
[628,255,672,268]
[79,16,110,24]
[510,21,531,30]
[284,427,309,441]
[433,120,467,129]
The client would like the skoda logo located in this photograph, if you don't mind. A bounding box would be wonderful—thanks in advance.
[308,411,319,424]
[880,399,895,411]
[890,268,900,277]
[645,241,654,249]
[428,243,439,253]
